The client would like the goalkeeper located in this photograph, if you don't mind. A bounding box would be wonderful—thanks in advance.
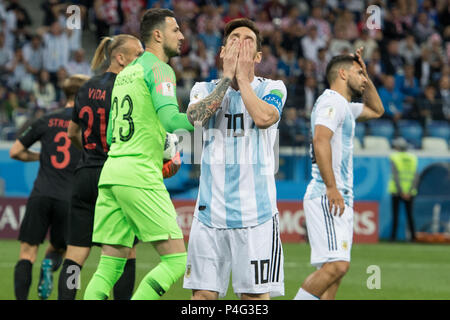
[84,8,193,300]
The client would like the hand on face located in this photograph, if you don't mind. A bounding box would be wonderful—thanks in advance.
[221,37,240,79]
[236,39,255,83]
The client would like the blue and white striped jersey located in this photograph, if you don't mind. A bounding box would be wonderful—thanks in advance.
[304,89,363,207]
[190,77,287,229]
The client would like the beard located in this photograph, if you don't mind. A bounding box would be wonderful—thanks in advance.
[163,43,180,59]
[347,78,364,100]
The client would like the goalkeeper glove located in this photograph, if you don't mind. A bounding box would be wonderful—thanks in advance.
[162,151,181,179]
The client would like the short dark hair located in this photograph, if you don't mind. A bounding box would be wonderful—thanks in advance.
[140,8,175,44]
[223,18,262,52]
[325,54,360,84]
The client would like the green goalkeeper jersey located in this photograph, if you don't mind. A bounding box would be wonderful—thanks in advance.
[99,51,190,189]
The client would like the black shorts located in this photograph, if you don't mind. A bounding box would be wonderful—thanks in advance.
[67,167,102,247]
[18,196,69,250]
[68,167,139,247]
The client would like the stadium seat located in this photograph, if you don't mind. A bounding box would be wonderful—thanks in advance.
[427,121,450,142]
[363,136,391,151]
[367,119,395,144]
[422,137,448,152]
[397,120,423,149]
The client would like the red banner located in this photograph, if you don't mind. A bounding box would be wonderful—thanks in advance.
[174,200,378,243]
[0,198,378,243]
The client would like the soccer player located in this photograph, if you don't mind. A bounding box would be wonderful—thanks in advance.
[294,48,384,300]
[57,34,144,300]
[183,18,287,300]
[10,74,89,300]
[83,8,194,300]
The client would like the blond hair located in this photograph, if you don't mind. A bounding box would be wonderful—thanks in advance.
[90,34,139,72]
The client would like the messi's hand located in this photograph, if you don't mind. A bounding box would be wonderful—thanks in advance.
[162,151,181,179]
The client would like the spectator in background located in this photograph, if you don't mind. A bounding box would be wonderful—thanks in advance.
[427,33,446,84]
[328,25,353,57]
[254,10,275,39]
[22,34,44,76]
[354,29,378,62]
[255,43,277,79]
[334,9,359,41]
[196,3,224,34]
[413,11,436,44]
[5,47,33,91]
[301,25,326,63]
[382,39,405,75]
[263,0,285,21]
[120,0,146,37]
[93,0,121,42]
[414,84,446,128]
[0,32,13,80]
[297,76,318,120]
[305,6,331,42]
[315,47,329,91]
[379,75,404,123]
[55,66,68,105]
[173,55,201,111]
[395,64,420,119]
[436,76,450,121]
[383,6,409,40]
[67,49,92,76]
[398,33,421,65]
[197,19,222,57]
[0,84,13,125]
[279,107,307,147]
[173,0,199,23]
[222,1,244,25]
[189,39,215,81]
[32,69,56,111]
[415,46,432,88]
[41,21,70,84]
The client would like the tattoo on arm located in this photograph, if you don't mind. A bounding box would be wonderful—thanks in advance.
[187,77,232,126]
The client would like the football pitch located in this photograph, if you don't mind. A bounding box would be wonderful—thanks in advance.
[0,239,449,300]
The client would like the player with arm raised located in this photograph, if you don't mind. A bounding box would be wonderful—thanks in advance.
[10,74,88,300]
[294,48,384,300]
[57,34,144,300]
[183,18,287,300]
[84,8,194,300]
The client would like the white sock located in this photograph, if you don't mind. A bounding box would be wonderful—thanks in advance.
[293,288,320,300]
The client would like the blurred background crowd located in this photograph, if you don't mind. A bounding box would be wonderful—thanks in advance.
[0,0,449,148]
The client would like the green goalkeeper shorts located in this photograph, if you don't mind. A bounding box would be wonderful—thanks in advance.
[92,185,183,248]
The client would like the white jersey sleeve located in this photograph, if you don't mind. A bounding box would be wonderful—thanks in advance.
[260,80,287,117]
[313,97,346,133]
[349,102,364,119]
[188,82,211,106]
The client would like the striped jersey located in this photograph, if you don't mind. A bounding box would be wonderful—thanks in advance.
[304,89,363,207]
[191,77,287,229]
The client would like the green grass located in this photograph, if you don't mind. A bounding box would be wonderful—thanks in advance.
[1,239,449,300]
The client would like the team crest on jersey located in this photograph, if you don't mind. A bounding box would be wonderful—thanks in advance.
[322,106,336,119]
[185,264,191,278]
[192,92,204,103]
[162,82,175,97]
[342,240,348,251]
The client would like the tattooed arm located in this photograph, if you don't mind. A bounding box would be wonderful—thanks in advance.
[186,77,232,126]
[187,37,240,126]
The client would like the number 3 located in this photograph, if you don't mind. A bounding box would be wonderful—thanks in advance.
[51,131,71,169]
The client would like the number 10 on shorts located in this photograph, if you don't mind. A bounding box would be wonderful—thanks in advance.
[250,259,270,285]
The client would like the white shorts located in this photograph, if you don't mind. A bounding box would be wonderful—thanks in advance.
[304,196,354,268]
[183,215,284,298]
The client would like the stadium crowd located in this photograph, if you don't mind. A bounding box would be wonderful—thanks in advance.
[0,0,449,147]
